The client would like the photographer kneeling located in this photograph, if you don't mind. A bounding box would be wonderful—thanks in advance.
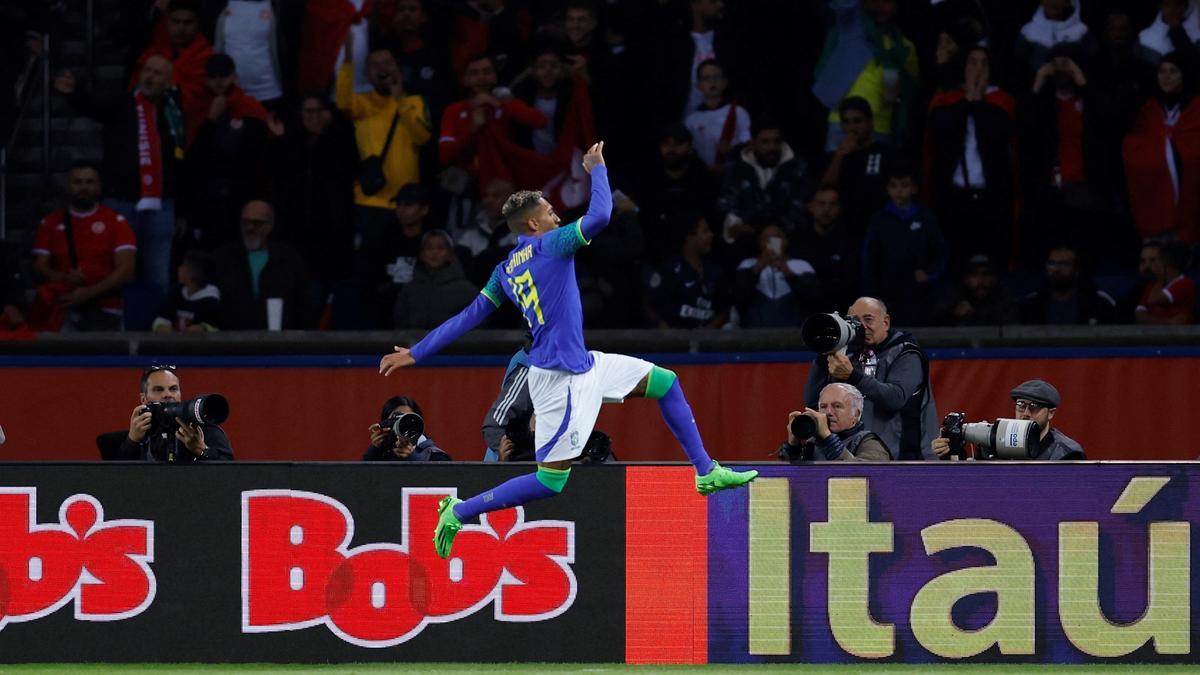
[778,383,891,462]
[118,366,234,462]
[364,396,451,461]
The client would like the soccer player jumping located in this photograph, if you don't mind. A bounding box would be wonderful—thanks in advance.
[380,141,757,558]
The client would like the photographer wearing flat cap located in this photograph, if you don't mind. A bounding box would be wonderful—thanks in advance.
[932,378,1085,460]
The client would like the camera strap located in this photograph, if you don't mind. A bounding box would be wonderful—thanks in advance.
[62,210,79,270]
[378,111,401,159]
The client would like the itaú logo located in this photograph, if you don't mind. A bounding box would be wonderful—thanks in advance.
[240,489,576,647]
[0,488,156,630]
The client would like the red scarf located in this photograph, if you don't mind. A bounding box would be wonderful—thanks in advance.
[132,19,213,131]
[185,84,269,146]
[135,92,164,211]
[476,77,596,211]
[297,0,372,94]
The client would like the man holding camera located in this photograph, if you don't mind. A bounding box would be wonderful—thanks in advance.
[118,366,234,462]
[803,296,938,460]
[780,383,891,462]
[932,379,1084,460]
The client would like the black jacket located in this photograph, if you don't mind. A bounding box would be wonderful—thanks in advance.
[362,436,451,462]
[926,96,1016,204]
[211,241,313,329]
[109,425,234,463]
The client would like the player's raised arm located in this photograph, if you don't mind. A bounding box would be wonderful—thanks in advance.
[380,267,507,375]
[578,142,613,241]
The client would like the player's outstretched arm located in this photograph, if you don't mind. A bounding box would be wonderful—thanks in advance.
[578,142,613,241]
[379,288,501,376]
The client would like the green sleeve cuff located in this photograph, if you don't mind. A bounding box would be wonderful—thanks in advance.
[481,288,502,307]
[573,220,590,246]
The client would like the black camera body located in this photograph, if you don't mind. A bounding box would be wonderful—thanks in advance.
[145,394,230,435]
[384,411,425,447]
[582,430,615,463]
[941,412,968,459]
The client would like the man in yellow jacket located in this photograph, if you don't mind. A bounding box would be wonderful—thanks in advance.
[337,31,431,260]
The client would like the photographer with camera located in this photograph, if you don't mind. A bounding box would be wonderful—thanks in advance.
[364,396,450,461]
[779,383,891,462]
[117,366,234,463]
[932,379,1085,461]
[802,296,939,460]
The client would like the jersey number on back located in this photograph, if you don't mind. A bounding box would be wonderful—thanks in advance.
[507,270,546,327]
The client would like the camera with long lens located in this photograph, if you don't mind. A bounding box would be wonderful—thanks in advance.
[801,313,864,355]
[941,412,1038,460]
[146,394,229,434]
[384,411,424,448]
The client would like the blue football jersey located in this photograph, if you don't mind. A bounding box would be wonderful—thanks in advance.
[483,220,593,373]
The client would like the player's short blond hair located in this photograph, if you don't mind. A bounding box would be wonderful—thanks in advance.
[502,190,544,233]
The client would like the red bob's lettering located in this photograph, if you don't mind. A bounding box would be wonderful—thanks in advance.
[0,488,156,630]
[240,489,577,647]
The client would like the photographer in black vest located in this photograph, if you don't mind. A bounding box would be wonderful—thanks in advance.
[804,296,939,460]
[780,383,890,462]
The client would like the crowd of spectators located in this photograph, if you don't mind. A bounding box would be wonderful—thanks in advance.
[4,0,1200,333]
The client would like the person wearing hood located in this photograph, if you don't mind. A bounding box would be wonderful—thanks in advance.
[1013,0,1097,89]
[393,229,479,329]
[803,296,939,461]
[1138,0,1200,65]
[1123,51,1200,243]
[716,118,809,264]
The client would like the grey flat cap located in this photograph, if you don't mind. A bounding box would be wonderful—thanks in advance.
[1010,379,1061,408]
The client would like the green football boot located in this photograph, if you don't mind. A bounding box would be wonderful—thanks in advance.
[695,461,759,495]
[433,496,463,559]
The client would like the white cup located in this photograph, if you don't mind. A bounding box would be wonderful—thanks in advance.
[266,297,284,331]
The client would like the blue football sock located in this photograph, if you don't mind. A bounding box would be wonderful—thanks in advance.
[453,472,558,522]
[657,379,715,475]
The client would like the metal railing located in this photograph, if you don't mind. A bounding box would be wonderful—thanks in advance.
[0,2,71,242]
[0,49,46,242]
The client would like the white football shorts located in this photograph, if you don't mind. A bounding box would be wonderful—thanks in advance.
[526,351,654,462]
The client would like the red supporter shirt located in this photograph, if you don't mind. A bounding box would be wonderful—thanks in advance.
[1138,274,1196,323]
[438,98,549,171]
[32,205,137,310]
[1056,96,1085,184]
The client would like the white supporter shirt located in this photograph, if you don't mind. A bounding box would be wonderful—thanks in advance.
[684,103,750,167]
[220,0,282,101]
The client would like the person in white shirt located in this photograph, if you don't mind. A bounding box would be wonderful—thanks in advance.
[684,59,750,170]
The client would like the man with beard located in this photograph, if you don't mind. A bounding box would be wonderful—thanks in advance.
[934,254,1018,326]
[804,296,939,460]
[716,119,809,264]
[1019,245,1116,325]
[1133,239,1195,324]
[56,56,184,326]
[30,162,137,331]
